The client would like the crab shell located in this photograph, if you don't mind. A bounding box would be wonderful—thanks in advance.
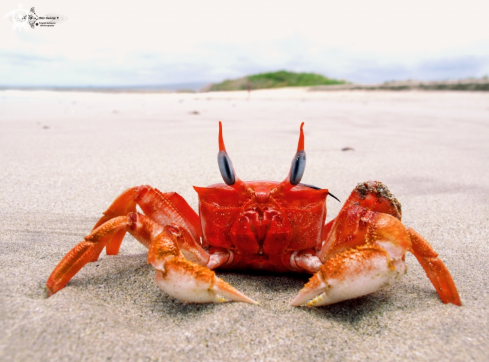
[195,181,327,272]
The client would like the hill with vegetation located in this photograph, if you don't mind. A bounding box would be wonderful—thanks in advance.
[205,71,346,91]
[310,77,489,92]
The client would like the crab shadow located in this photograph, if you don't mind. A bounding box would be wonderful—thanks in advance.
[44,255,444,324]
[147,270,310,318]
[219,270,312,292]
[150,294,221,318]
[298,283,445,326]
[301,294,392,325]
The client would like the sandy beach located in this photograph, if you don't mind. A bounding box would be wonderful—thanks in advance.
[0,88,488,361]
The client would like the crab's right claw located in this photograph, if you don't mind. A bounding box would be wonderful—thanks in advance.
[148,226,258,304]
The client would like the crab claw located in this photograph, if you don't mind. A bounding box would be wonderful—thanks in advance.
[290,245,405,307]
[148,226,258,304]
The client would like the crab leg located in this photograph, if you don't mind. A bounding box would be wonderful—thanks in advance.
[47,184,209,296]
[91,185,203,260]
[408,228,461,306]
[47,213,169,296]
[91,187,138,256]
[65,184,206,266]
[46,216,132,296]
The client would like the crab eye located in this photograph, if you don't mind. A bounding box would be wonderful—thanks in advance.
[289,150,306,185]
[218,150,236,185]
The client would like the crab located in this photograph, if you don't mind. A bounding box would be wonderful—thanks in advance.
[46,123,461,307]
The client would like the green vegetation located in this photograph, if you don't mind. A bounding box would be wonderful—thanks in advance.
[207,70,345,91]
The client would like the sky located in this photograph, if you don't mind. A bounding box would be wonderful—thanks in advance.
[1,0,488,87]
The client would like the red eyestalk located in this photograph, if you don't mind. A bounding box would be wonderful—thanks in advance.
[219,121,226,152]
[297,122,305,152]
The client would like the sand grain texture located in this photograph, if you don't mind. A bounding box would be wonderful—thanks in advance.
[0,89,488,361]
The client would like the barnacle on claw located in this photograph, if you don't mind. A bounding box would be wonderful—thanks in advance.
[46,123,461,307]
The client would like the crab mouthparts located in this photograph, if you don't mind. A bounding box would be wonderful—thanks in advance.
[244,207,279,244]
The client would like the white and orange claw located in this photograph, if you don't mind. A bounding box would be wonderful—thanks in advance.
[290,245,405,307]
[292,204,462,307]
[148,225,258,304]
[291,211,411,307]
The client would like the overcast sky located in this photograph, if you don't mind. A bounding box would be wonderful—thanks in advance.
[1,0,488,87]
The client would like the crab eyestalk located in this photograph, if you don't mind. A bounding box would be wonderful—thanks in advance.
[217,122,246,191]
[279,123,306,191]
[218,121,236,185]
[289,123,306,186]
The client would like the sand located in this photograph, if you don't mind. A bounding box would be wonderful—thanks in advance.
[0,88,488,361]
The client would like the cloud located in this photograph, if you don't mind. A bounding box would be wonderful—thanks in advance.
[322,55,489,83]
[0,51,55,65]
[416,56,489,78]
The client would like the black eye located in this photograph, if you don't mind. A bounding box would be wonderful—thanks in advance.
[218,151,236,185]
[289,150,306,185]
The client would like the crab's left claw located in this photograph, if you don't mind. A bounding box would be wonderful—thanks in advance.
[291,188,462,307]
[149,225,258,304]
[290,245,405,307]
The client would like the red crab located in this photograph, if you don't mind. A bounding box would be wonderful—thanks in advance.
[46,123,461,306]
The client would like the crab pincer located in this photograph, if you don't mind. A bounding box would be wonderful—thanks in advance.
[290,244,405,306]
[148,225,258,304]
